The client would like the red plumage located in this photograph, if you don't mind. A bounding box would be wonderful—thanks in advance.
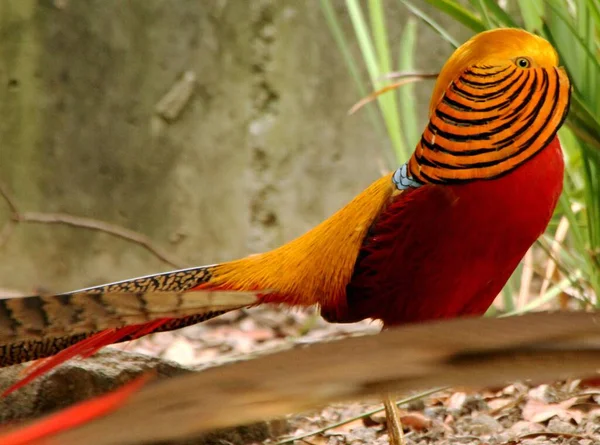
[337,137,564,326]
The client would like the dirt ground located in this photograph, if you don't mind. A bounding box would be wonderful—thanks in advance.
[113,307,600,445]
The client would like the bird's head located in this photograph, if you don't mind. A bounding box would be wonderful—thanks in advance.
[429,28,561,114]
[399,28,572,185]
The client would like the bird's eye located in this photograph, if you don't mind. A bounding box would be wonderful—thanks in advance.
[515,57,531,68]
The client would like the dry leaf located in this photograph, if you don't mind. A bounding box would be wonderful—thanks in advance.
[399,412,432,431]
[444,414,455,425]
[487,397,514,412]
[522,397,582,423]
[368,410,431,432]
[329,418,365,434]
[447,392,467,411]
[527,384,552,403]
[509,420,546,435]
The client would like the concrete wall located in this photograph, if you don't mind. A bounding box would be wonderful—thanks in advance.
[0,0,467,293]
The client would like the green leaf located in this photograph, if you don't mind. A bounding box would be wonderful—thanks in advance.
[543,2,600,97]
[587,0,600,25]
[474,0,493,29]
[397,17,421,151]
[346,0,380,85]
[399,0,460,48]
[346,0,406,161]
[568,97,600,152]
[319,0,387,142]
[422,0,487,33]
[477,0,518,28]
[368,0,407,161]
[517,0,544,31]
[501,272,582,317]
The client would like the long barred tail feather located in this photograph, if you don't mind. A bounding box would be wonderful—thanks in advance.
[0,265,266,394]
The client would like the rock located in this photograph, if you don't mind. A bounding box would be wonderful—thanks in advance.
[463,414,503,435]
[509,420,546,435]
[547,418,577,434]
[423,405,447,420]
[0,349,287,444]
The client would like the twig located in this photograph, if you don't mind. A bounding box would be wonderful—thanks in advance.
[275,387,446,445]
[383,394,406,445]
[0,179,19,214]
[0,178,185,269]
[16,211,184,269]
[349,77,431,115]
[379,71,439,81]
[517,248,533,310]
[0,221,15,250]
[540,216,570,297]
[535,237,588,303]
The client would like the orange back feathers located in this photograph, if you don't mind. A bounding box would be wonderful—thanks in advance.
[202,174,396,319]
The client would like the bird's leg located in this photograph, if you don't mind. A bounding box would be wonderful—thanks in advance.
[383,394,406,445]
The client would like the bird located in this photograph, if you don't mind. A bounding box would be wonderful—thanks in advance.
[0,28,571,443]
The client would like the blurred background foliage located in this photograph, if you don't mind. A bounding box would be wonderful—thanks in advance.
[322,0,600,314]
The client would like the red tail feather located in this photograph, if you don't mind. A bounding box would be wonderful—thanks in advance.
[0,374,150,445]
[2,319,170,397]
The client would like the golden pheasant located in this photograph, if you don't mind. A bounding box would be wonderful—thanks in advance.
[0,28,571,406]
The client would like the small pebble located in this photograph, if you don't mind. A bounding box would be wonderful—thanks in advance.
[465,414,503,435]
[509,420,546,435]
[547,417,577,434]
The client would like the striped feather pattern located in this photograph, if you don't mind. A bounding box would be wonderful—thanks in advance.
[407,63,571,184]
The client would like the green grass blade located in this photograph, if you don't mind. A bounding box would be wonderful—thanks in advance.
[587,0,600,25]
[346,0,405,161]
[319,0,387,141]
[544,1,600,79]
[397,18,421,151]
[368,0,407,161]
[346,0,380,84]
[422,0,487,33]
[474,0,493,29]
[478,0,518,28]
[369,0,393,76]
[399,0,460,48]
[578,0,599,115]
[517,0,544,31]
[501,272,582,317]
[558,193,587,267]
[501,287,516,313]
[567,98,600,152]
[580,149,600,250]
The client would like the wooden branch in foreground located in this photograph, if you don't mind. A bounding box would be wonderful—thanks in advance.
[9,311,600,445]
